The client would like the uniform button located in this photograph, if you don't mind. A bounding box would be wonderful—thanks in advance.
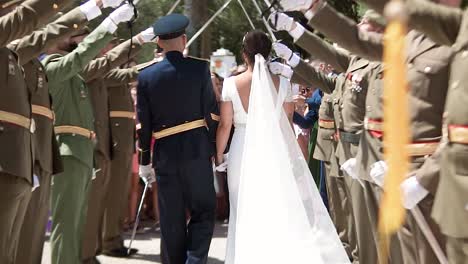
[73,24,78,29]
[162,125,166,128]
[72,133,76,137]
[0,125,4,132]
[53,3,58,9]
[132,45,136,49]
[451,81,460,89]
[115,123,120,127]
[424,66,432,73]
[462,51,468,58]
[424,155,429,159]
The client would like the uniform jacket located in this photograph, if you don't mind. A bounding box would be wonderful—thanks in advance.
[107,67,139,157]
[137,51,219,167]
[380,0,468,238]
[0,0,71,183]
[86,39,142,161]
[7,6,89,178]
[43,23,115,169]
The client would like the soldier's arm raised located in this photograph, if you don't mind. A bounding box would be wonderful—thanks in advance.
[270,12,351,72]
[293,59,336,94]
[7,0,103,65]
[359,0,462,46]
[304,3,383,61]
[81,37,143,82]
[104,67,139,87]
[44,3,136,85]
[0,0,74,47]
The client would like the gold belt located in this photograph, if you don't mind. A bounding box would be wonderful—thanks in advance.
[153,119,207,139]
[32,104,55,121]
[109,111,135,119]
[55,125,96,139]
[364,117,383,132]
[210,113,220,122]
[448,125,468,144]
[318,119,335,129]
[407,142,439,157]
[0,110,35,133]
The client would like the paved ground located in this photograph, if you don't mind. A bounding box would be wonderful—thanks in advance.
[42,221,227,264]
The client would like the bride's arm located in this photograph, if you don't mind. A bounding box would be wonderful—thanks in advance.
[216,101,234,165]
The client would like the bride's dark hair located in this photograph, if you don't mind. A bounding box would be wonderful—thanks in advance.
[241,30,272,66]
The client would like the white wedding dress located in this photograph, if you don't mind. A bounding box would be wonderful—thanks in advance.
[222,55,350,264]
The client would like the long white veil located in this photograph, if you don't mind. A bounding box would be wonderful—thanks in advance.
[233,55,350,264]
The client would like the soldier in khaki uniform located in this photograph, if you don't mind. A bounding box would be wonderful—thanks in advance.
[6,2,105,263]
[42,4,136,263]
[270,12,390,263]
[81,31,155,262]
[101,63,142,256]
[283,1,454,263]
[359,0,468,262]
[0,0,72,263]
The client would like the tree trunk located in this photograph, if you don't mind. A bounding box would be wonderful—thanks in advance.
[184,0,210,57]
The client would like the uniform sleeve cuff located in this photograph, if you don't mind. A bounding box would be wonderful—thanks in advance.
[290,23,305,42]
[289,53,300,68]
[102,18,118,33]
[80,0,102,21]
[304,0,326,20]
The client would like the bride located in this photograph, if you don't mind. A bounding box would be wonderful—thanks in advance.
[215,30,350,264]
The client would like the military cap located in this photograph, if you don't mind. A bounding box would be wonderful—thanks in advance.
[362,9,386,27]
[153,14,189,40]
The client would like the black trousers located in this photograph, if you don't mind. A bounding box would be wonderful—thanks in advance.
[156,158,216,264]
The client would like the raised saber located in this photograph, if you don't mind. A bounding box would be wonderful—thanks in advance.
[237,0,255,30]
[410,206,448,264]
[127,181,150,255]
[186,0,235,48]
[250,0,277,41]
[167,0,182,15]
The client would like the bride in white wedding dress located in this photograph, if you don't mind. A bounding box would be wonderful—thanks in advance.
[216,31,350,264]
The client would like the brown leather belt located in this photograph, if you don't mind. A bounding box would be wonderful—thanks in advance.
[0,110,35,133]
[55,125,96,140]
[318,119,335,129]
[448,125,468,144]
[153,119,207,139]
[32,104,55,121]
[109,111,135,119]
[407,141,439,156]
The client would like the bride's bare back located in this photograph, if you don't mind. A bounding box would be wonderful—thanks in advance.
[234,70,280,114]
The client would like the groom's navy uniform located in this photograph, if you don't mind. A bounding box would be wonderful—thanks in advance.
[137,14,219,264]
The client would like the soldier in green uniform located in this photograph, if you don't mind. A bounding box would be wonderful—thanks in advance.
[81,27,155,263]
[7,1,106,263]
[42,4,136,263]
[281,1,454,263]
[0,0,72,263]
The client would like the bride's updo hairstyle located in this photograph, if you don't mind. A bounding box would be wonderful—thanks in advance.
[241,30,272,66]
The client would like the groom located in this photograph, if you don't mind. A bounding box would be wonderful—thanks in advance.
[136,14,219,264]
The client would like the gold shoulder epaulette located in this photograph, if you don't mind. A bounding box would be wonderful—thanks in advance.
[136,59,159,71]
[187,56,210,63]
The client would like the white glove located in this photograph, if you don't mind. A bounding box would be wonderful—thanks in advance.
[280,0,315,11]
[80,0,102,21]
[401,176,429,210]
[341,158,358,180]
[139,164,156,185]
[268,62,293,79]
[102,0,125,8]
[139,27,155,43]
[268,12,295,32]
[215,154,229,172]
[32,174,40,191]
[109,3,136,24]
[272,43,300,67]
[370,161,387,187]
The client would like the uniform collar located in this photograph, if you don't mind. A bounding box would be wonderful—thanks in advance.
[165,51,184,60]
